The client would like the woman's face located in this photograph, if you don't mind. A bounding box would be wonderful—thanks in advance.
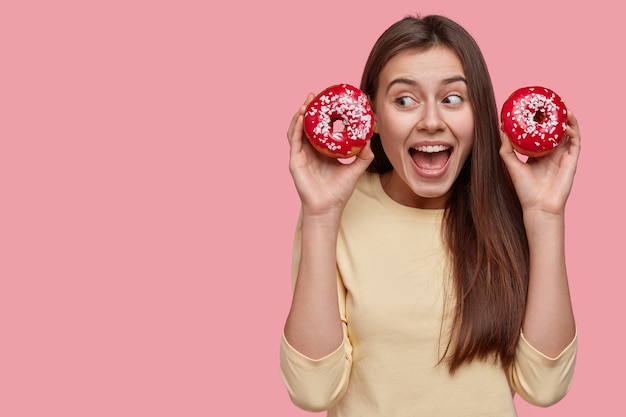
[373,46,474,209]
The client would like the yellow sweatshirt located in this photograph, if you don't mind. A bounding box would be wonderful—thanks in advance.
[280,172,577,417]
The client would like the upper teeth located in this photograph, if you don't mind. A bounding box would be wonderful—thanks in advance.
[413,145,450,153]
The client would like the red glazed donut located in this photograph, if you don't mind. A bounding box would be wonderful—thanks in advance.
[501,86,568,157]
[304,83,374,158]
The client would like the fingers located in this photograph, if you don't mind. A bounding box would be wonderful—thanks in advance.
[565,109,581,144]
[562,109,582,162]
[287,95,312,142]
[566,108,579,131]
[287,93,316,155]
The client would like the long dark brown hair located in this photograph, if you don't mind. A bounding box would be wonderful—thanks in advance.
[361,15,529,372]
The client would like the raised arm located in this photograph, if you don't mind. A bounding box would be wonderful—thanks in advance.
[283,94,374,359]
[500,109,581,357]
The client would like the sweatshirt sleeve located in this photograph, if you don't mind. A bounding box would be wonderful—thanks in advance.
[279,214,353,412]
[508,330,578,407]
[280,329,352,412]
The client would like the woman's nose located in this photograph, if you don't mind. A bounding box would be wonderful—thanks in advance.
[415,102,445,133]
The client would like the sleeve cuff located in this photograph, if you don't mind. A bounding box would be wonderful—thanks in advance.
[509,329,578,407]
[280,332,350,368]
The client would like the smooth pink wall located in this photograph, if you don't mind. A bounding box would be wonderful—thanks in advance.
[1,0,622,415]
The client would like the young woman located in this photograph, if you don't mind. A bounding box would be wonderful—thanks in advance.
[280,14,580,416]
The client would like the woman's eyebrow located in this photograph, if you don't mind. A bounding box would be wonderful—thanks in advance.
[385,75,467,94]
[385,78,417,94]
[442,75,467,85]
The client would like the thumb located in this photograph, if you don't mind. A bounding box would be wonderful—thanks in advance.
[499,128,523,169]
[352,141,375,170]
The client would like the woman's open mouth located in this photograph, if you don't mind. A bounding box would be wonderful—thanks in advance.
[409,145,452,175]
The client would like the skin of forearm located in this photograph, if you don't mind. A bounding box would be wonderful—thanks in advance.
[284,211,345,359]
[521,211,576,358]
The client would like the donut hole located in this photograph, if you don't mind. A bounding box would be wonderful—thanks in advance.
[332,119,346,134]
[533,110,546,124]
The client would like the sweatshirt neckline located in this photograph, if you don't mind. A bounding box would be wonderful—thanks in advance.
[367,172,445,219]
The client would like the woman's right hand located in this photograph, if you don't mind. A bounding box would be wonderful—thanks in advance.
[287,93,375,217]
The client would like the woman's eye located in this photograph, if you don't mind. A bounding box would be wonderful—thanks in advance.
[395,96,415,107]
[443,94,463,105]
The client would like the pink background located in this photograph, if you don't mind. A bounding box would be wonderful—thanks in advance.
[1,0,622,415]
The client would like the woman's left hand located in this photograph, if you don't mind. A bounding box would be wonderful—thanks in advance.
[499,109,581,216]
